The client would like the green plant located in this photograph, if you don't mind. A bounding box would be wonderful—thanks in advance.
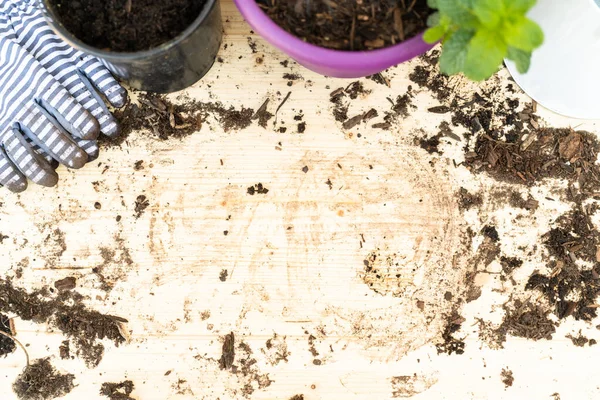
[424,0,544,81]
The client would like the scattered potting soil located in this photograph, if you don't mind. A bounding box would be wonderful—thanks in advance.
[283,73,302,81]
[419,134,442,154]
[482,226,499,242]
[13,358,75,400]
[252,99,274,128]
[436,311,465,355]
[566,331,596,347]
[0,279,126,368]
[219,269,228,282]
[526,205,600,321]
[0,314,16,357]
[500,300,556,341]
[50,0,207,52]
[134,195,150,218]
[247,183,269,195]
[500,368,514,388]
[409,64,452,102]
[297,122,306,133]
[59,340,71,360]
[464,128,600,187]
[330,82,372,126]
[289,395,304,400]
[256,0,430,51]
[100,380,135,400]
[508,191,539,211]
[499,256,522,281]
[367,72,390,87]
[106,93,256,147]
[54,277,76,292]
[457,188,482,211]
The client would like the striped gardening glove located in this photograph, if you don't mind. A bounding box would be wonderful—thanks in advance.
[0,1,127,192]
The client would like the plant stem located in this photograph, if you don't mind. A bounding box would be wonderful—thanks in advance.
[0,330,29,367]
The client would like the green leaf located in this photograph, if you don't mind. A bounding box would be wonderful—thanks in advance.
[505,0,537,13]
[427,0,439,8]
[507,46,532,73]
[463,29,507,80]
[504,17,544,51]
[437,0,477,26]
[439,29,474,76]
[424,25,446,43]
[473,0,505,27]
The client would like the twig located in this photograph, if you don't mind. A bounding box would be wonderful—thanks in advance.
[350,13,356,50]
[252,98,270,120]
[394,7,404,41]
[0,330,29,366]
[274,91,291,126]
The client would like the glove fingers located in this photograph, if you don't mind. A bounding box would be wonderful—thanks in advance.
[41,83,100,140]
[2,127,58,188]
[24,137,60,170]
[78,56,128,108]
[0,145,27,193]
[70,71,120,138]
[20,104,88,169]
[74,138,99,162]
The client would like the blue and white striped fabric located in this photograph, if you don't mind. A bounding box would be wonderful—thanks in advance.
[0,0,127,192]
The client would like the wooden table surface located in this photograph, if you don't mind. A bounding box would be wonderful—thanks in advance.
[1,1,600,399]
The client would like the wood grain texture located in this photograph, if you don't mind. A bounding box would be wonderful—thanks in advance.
[1,1,600,400]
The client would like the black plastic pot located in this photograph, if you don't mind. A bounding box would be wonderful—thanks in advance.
[40,0,223,93]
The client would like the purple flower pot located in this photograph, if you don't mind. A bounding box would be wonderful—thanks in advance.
[233,0,435,78]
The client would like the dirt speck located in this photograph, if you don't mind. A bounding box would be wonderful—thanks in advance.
[566,331,597,347]
[219,332,236,370]
[500,368,514,388]
[247,183,269,195]
[54,277,76,292]
[134,195,150,219]
[100,380,135,400]
[219,269,228,282]
[247,37,258,53]
[436,311,465,355]
[419,134,442,154]
[252,99,274,128]
[134,160,144,171]
[482,226,499,242]
[457,188,482,210]
[59,340,70,359]
[367,72,389,86]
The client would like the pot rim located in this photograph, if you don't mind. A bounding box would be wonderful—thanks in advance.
[233,0,435,73]
[39,0,218,59]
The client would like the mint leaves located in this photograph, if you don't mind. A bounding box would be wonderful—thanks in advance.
[424,0,543,80]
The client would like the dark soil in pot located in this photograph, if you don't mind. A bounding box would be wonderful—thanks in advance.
[49,0,207,52]
[256,0,431,51]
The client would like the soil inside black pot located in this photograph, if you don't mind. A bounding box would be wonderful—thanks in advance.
[256,0,431,51]
[49,0,207,52]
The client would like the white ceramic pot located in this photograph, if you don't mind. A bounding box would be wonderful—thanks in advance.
[505,0,600,119]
